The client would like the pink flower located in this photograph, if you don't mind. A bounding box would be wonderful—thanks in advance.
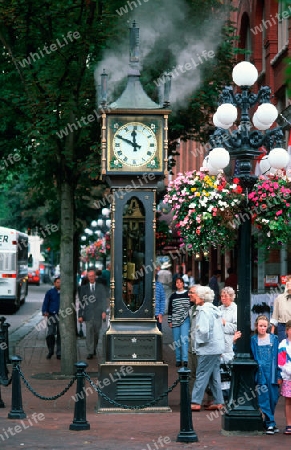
[276,210,283,216]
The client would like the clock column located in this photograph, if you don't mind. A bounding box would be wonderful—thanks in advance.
[96,22,171,413]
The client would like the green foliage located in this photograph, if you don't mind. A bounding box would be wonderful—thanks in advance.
[0,0,240,245]
[0,0,120,241]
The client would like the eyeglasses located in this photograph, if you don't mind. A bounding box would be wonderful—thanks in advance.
[188,292,196,294]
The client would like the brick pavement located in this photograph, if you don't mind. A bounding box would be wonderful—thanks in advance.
[0,317,290,449]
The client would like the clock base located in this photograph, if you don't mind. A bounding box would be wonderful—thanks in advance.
[96,362,170,412]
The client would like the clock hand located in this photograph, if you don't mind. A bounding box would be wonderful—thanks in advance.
[131,130,140,152]
[116,134,141,149]
[116,135,134,146]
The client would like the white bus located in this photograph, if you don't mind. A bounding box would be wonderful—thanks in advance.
[0,226,28,313]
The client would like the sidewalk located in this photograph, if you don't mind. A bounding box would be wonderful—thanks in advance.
[0,316,290,449]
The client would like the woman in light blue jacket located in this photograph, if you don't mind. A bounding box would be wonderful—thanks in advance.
[191,285,225,411]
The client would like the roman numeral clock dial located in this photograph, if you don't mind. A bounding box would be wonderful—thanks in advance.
[113,122,157,168]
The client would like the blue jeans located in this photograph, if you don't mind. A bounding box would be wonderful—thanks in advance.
[172,317,190,363]
[277,322,286,343]
[256,344,279,428]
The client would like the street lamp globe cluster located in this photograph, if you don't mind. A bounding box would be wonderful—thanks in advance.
[206,61,289,177]
[81,208,111,243]
[80,207,111,270]
[204,61,290,432]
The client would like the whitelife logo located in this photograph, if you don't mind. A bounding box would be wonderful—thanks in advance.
[18,31,81,68]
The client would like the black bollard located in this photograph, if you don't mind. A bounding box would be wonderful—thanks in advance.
[69,361,90,430]
[0,386,5,408]
[3,321,11,364]
[176,367,198,443]
[0,317,9,386]
[8,356,26,419]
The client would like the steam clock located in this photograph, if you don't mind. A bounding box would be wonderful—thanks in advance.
[97,22,171,412]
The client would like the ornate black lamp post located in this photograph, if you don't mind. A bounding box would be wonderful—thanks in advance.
[207,61,290,432]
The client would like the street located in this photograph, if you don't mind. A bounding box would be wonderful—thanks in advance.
[0,283,49,334]
[0,283,52,356]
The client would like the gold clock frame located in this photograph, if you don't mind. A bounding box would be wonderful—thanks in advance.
[101,110,170,176]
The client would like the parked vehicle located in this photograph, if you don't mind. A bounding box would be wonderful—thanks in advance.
[27,235,43,286]
[0,226,28,313]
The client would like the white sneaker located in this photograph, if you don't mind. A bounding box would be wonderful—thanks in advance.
[266,426,275,435]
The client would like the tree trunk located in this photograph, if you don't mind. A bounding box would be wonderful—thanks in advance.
[59,181,77,375]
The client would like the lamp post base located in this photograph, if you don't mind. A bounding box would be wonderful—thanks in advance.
[221,357,264,432]
[222,412,264,433]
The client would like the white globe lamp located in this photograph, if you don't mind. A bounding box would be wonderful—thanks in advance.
[208,147,230,170]
[213,113,233,130]
[232,61,258,86]
[216,103,237,126]
[201,156,219,175]
[268,148,289,169]
[208,163,220,175]
[255,103,278,125]
[252,113,272,130]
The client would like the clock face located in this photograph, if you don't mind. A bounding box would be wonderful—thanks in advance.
[113,122,157,168]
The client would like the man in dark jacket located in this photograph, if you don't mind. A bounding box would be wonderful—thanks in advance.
[209,270,221,307]
[42,276,61,360]
[78,267,107,360]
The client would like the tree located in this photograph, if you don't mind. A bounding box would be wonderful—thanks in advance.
[0,0,239,374]
[0,0,123,374]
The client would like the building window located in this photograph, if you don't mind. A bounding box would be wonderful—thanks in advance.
[278,2,289,51]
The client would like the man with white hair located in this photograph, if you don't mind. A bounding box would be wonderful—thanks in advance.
[190,285,225,411]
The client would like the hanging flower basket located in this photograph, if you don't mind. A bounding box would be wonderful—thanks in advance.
[248,174,291,250]
[163,170,245,254]
[80,234,111,263]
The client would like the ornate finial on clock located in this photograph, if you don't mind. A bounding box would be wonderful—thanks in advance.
[100,69,108,106]
[129,20,139,67]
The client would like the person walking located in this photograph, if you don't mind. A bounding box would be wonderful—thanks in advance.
[209,270,221,306]
[270,275,291,342]
[158,261,172,313]
[219,287,237,363]
[172,265,184,291]
[190,285,225,411]
[183,269,195,289]
[78,267,107,360]
[155,277,166,332]
[168,277,190,367]
[278,319,291,435]
[41,276,61,360]
[219,286,237,401]
[251,315,280,435]
[224,267,238,292]
[188,286,198,393]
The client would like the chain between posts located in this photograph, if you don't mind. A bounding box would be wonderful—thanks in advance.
[13,364,179,408]
[17,365,77,400]
[84,371,180,410]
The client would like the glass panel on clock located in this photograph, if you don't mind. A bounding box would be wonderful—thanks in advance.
[122,197,145,312]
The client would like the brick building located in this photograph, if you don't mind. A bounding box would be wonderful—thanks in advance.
[169,0,291,293]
